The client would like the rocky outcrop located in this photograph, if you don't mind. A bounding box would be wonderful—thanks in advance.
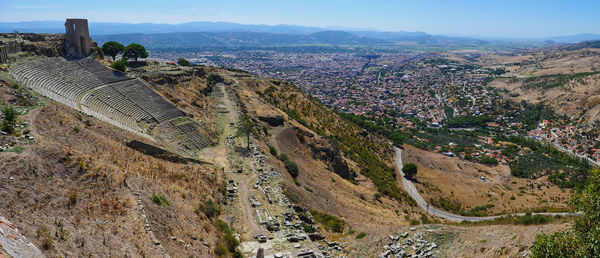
[309,140,350,179]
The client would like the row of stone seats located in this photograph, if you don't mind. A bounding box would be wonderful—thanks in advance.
[81,85,155,132]
[78,57,130,84]
[109,79,184,123]
[10,58,104,102]
[10,64,82,104]
[28,58,103,88]
[176,122,209,149]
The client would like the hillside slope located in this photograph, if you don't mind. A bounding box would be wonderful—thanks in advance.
[0,75,225,256]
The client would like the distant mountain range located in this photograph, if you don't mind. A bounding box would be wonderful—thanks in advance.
[92,31,390,49]
[1,20,599,49]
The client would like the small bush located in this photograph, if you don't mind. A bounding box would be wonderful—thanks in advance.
[73,126,80,133]
[177,58,191,66]
[36,226,53,250]
[152,193,171,206]
[111,58,127,72]
[214,244,227,256]
[68,188,78,207]
[284,160,299,178]
[312,210,345,233]
[269,145,278,156]
[198,199,219,219]
[215,220,239,253]
[355,232,366,239]
[301,222,315,233]
[1,105,18,133]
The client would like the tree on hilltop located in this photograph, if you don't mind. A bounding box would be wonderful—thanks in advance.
[123,43,148,63]
[402,163,418,179]
[177,58,191,66]
[101,41,125,61]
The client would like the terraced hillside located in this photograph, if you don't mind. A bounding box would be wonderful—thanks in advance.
[10,56,210,156]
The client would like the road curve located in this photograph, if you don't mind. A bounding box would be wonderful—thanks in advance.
[394,147,580,222]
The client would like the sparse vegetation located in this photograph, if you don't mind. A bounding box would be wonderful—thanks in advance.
[277,153,299,178]
[461,213,556,226]
[300,222,315,233]
[532,169,600,257]
[197,199,220,219]
[355,232,366,239]
[517,71,600,90]
[151,193,171,206]
[311,210,345,233]
[215,220,239,253]
[36,225,53,250]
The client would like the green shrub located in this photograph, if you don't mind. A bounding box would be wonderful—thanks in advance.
[215,220,239,253]
[1,105,17,133]
[269,145,278,156]
[355,232,366,239]
[532,170,600,257]
[284,160,299,178]
[214,244,227,256]
[198,199,219,219]
[111,58,127,72]
[300,222,315,233]
[73,126,80,133]
[312,210,345,233]
[151,193,170,206]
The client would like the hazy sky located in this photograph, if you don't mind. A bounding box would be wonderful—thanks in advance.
[2,0,599,37]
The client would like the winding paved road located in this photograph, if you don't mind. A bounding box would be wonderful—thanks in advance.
[394,147,580,222]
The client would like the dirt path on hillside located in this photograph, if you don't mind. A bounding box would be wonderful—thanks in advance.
[218,82,261,236]
[238,173,260,235]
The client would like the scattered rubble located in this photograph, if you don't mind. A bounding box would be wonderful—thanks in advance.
[378,229,439,258]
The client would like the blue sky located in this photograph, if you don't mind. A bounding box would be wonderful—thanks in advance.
[1,0,599,37]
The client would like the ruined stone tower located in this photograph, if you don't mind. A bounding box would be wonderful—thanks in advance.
[64,18,91,57]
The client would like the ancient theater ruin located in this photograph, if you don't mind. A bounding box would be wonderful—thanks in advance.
[9,19,210,157]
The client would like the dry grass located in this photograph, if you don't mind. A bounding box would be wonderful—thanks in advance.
[0,100,224,256]
[403,145,570,216]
